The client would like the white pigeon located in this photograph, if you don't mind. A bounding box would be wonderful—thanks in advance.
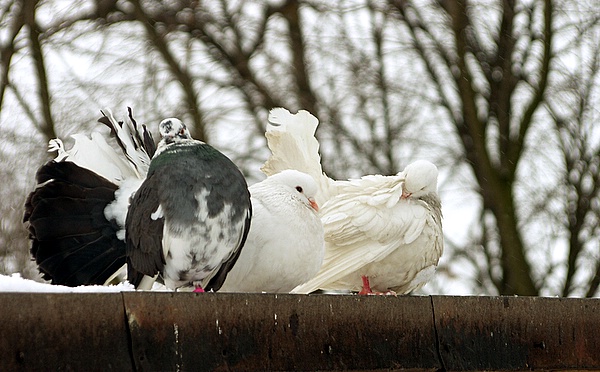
[261,108,444,295]
[219,169,324,293]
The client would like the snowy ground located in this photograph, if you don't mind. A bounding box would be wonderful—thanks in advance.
[0,273,175,292]
[0,273,134,292]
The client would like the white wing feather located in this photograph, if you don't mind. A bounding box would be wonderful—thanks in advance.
[292,179,439,294]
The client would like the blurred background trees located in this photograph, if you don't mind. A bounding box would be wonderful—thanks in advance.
[1,0,598,296]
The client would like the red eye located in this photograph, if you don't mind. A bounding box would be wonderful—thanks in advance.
[295,186,303,193]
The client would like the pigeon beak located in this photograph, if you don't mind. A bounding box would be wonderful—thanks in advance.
[308,197,319,212]
[401,190,412,199]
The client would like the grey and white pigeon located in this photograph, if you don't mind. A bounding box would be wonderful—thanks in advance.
[261,108,444,295]
[219,169,324,293]
[125,118,252,291]
[25,109,252,291]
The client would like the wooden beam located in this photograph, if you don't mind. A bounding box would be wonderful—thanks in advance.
[1,293,598,371]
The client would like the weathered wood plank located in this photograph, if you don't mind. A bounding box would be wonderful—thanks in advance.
[123,292,438,371]
[433,296,600,370]
[1,293,599,371]
[0,293,132,371]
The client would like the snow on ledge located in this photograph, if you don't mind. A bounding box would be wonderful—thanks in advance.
[0,273,135,293]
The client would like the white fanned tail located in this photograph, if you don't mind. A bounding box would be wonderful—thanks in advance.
[50,107,154,184]
[49,132,137,183]
[261,108,338,206]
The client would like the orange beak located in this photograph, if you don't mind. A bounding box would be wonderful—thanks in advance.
[308,198,319,212]
[401,190,412,199]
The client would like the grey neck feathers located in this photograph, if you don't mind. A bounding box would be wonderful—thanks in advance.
[420,193,442,220]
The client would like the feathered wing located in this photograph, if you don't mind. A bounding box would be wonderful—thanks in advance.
[203,208,251,292]
[261,108,337,205]
[125,174,165,289]
[292,175,443,294]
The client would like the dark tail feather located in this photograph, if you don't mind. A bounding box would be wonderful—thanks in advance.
[24,161,127,286]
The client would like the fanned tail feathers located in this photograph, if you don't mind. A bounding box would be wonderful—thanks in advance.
[24,108,156,287]
[261,108,337,205]
[98,107,155,178]
[24,161,126,286]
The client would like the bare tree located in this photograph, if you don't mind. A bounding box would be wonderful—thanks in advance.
[1,0,599,296]
[546,24,600,297]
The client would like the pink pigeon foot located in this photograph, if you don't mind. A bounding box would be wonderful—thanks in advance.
[358,275,373,295]
[358,275,397,296]
[193,286,205,293]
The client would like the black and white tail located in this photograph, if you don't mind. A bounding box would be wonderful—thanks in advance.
[24,108,155,286]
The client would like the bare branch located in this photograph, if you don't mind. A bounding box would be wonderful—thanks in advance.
[489,0,517,178]
[279,0,318,113]
[386,1,458,122]
[25,0,57,141]
[509,0,553,173]
[128,0,205,141]
[0,1,27,110]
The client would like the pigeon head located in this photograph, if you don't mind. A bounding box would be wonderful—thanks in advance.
[269,170,320,212]
[400,160,438,199]
[159,118,191,143]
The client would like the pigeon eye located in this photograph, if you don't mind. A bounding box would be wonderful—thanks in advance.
[295,186,303,193]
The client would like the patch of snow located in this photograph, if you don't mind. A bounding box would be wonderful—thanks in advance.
[0,273,135,292]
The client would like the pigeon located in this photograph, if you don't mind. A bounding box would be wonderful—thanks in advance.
[219,169,324,293]
[261,108,444,295]
[24,109,252,292]
[125,118,252,291]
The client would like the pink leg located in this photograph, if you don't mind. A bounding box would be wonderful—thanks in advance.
[357,275,397,296]
[193,286,205,293]
[358,275,373,295]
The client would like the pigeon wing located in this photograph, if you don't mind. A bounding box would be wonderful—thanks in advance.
[292,178,432,294]
[125,174,165,287]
